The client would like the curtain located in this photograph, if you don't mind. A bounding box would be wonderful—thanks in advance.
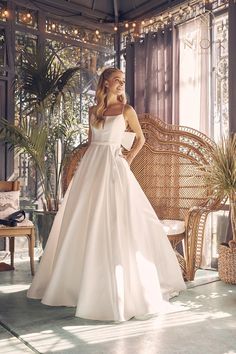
[178,17,214,268]
[178,16,214,268]
[125,27,179,124]
[178,17,210,134]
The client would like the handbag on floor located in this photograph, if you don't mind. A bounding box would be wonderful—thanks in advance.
[0,210,25,227]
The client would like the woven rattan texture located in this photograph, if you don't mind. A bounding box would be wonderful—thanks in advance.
[218,244,236,284]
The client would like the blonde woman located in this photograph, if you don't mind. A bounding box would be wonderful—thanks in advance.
[27,67,186,322]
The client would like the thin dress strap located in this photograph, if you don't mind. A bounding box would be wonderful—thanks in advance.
[122,104,128,129]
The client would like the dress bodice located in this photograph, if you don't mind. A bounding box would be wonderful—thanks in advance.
[91,114,126,145]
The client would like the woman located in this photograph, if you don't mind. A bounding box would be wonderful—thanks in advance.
[27,67,186,322]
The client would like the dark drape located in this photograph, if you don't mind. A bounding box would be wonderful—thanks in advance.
[228,0,236,134]
[226,0,236,243]
[125,27,179,124]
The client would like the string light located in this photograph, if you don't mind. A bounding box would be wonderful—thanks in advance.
[0,0,224,45]
[0,8,9,18]
[118,0,227,45]
[3,10,9,17]
[179,7,184,15]
[187,3,192,11]
[45,18,107,45]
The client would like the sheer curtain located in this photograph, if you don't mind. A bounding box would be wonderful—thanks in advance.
[125,28,179,124]
[178,17,210,134]
[178,17,212,268]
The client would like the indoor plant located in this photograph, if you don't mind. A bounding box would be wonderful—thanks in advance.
[201,134,236,283]
[0,46,88,247]
[0,45,86,212]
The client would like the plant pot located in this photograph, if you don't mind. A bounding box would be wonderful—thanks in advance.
[34,211,56,249]
[218,242,236,284]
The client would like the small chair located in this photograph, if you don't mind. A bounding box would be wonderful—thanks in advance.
[0,180,35,275]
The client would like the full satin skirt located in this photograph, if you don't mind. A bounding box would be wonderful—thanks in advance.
[27,143,186,321]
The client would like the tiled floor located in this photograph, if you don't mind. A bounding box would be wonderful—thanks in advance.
[0,256,236,354]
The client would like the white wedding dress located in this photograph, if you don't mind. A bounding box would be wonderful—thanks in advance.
[27,113,186,322]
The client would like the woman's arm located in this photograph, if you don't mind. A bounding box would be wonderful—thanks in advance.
[88,106,95,145]
[123,105,145,165]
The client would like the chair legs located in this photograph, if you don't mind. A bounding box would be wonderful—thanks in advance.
[7,229,35,275]
[9,237,15,269]
[28,229,35,276]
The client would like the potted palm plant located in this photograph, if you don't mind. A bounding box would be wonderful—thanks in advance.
[0,45,89,247]
[201,134,236,283]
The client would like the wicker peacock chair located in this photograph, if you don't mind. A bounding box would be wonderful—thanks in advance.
[62,114,225,281]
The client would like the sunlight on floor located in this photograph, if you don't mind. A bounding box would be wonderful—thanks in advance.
[0,337,31,354]
[20,331,75,352]
[1,263,235,354]
[174,289,234,308]
[0,284,29,294]
[61,310,231,344]
[18,307,232,352]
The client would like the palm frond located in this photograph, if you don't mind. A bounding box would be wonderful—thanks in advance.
[199,134,236,240]
[0,117,48,176]
[203,134,236,198]
[17,48,61,109]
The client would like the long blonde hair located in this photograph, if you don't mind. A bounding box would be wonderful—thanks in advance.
[92,67,126,128]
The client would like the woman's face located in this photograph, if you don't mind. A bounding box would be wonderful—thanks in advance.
[106,71,125,96]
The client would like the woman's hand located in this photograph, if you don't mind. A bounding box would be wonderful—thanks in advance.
[125,153,134,165]
[122,153,134,166]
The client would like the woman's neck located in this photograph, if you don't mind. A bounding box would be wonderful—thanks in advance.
[106,94,119,107]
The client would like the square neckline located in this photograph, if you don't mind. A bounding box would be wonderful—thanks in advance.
[103,113,124,118]
[102,113,128,130]
[103,104,125,118]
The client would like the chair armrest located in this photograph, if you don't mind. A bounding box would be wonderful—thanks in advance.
[184,198,226,280]
[188,202,226,214]
[62,143,89,195]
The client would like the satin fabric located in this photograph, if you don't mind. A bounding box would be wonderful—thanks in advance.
[27,114,186,321]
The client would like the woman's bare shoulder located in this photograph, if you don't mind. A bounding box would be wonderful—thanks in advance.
[124,104,133,111]
[124,104,136,118]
